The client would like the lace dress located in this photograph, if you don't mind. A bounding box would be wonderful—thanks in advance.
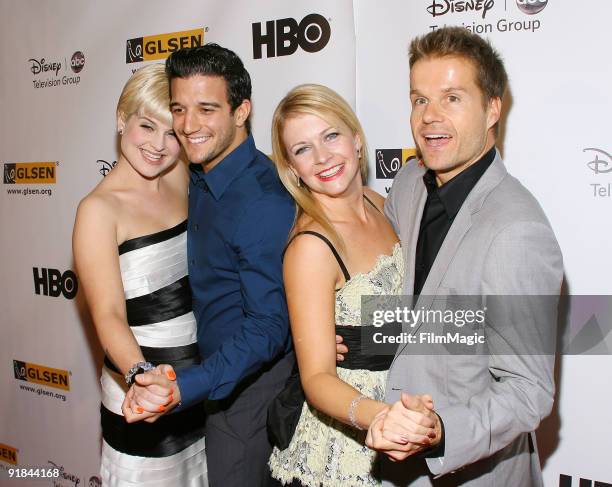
[269,240,404,487]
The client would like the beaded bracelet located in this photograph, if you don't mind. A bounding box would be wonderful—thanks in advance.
[349,394,367,430]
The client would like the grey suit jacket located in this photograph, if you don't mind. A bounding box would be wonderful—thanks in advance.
[381,151,563,487]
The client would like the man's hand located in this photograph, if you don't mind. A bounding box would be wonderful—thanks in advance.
[336,334,348,362]
[122,364,181,423]
[367,393,442,462]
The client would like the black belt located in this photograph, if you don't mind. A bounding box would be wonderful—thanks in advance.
[104,343,201,373]
[335,325,393,371]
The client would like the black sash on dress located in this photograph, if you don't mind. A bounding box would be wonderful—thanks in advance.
[268,214,393,450]
[102,344,205,457]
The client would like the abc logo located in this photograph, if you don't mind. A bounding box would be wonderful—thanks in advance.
[252,13,331,59]
[516,0,547,14]
[70,51,85,73]
[33,267,78,299]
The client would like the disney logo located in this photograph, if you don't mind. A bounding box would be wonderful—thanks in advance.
[97,159,117,177]
[47,461,80,487]
[28,58,62,76]
[584,148,612,174]
[427,0,495,19]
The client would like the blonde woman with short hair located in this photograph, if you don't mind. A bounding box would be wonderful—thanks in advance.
[73,64,207,486]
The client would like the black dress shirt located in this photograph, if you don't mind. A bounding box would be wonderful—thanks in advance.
[413,146,496,295]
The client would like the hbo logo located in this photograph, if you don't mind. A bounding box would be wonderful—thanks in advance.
[33,267,78,299]
[252,13,331,59]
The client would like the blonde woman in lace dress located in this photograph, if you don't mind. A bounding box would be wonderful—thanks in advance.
[267,84,436,487]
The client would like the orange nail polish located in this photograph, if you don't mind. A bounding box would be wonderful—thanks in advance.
[158,404,166,413]
[166,370,176,381]
[136,406,144,414]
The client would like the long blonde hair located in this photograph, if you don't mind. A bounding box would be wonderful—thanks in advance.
[271,84,369,249]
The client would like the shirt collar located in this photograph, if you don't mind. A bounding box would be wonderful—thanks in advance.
[422,145,496,218]
[189,134,257,200]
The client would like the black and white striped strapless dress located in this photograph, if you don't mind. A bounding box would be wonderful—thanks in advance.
[99,220,207,486]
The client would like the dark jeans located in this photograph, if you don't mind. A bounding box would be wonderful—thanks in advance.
[205,352,294,487]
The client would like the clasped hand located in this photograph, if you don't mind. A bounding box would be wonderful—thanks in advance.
[366,393,442,462]
[122,364,179,423]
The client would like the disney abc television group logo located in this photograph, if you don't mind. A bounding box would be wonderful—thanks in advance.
[584,147,612,174]
[516,0,548,14]
[29,51,85,75]
[584,147,612,199]
[426,0,547,19]
[96,159,117,177]
[28,50,85,89]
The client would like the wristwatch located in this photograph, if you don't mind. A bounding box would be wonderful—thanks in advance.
[125,361,155,385]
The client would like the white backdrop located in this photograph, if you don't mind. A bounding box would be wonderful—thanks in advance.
[1,1,610,486]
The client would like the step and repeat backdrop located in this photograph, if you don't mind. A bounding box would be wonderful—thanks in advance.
[1,1,610,486]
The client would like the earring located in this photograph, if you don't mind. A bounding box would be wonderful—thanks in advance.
[118,129,123,135]
[357,148,362,159]
[296,173,301,187]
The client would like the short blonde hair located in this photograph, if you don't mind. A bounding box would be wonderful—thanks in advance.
[271,84,369,249]
[116,64,172,126]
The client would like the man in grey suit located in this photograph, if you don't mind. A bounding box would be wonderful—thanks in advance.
[365,27,563,486]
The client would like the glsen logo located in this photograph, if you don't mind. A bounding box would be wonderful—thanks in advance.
[375,148,417,179]
[559,474,612,487]
[3,162,57,184]
[584,148,612,174]
[0,443,18,466]
[516,0,548,14]
[96,159,117,177]
[252,13,331,59]
[427,0,495,19]
[28,58,61,76]
[126,28,205,63]
[71,51,85,73]
[13,360,70,391]
[33,268,78,299]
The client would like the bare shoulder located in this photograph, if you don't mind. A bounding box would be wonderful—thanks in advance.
[73,183,121,251]
[283,232,339,296]
[285,224,334,268]
[75,185,119,225]
[363,186,386,211]
[284,221,338,276]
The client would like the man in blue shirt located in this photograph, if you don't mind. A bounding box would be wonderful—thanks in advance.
[123,44,295,486]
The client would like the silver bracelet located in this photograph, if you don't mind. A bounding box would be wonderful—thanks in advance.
[348,394,367,430]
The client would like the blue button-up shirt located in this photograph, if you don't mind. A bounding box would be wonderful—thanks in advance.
[175,134,295,408]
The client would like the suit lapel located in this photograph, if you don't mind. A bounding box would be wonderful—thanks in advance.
[393,152,508,359]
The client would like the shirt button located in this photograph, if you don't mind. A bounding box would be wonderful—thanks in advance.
[193,224,199,232]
